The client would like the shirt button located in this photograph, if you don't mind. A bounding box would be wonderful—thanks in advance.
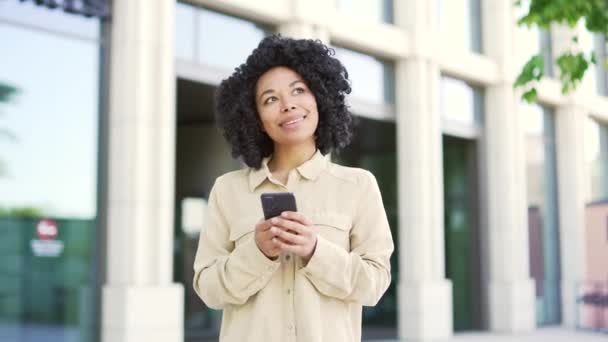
[285,255,291,261]
[287,289,291,295]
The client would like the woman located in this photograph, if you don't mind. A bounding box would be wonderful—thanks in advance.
[193,35,394,342]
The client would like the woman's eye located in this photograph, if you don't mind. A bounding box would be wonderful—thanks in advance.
[264,96,277,105]
[293,87,305,95]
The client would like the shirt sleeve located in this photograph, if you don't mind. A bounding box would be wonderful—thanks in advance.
[300,171,394,306]
[192,179,280,309]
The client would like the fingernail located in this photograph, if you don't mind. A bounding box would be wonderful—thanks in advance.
[281,212,288,217]
[271,218,278,224]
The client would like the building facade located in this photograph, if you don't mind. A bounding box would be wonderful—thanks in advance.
[1,0,607,341]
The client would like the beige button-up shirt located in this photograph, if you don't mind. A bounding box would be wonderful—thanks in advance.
[193,150,394,342]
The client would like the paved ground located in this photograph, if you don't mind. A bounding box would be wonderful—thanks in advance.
[368,327,608,342]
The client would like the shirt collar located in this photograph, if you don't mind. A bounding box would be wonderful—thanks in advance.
[248,149,328,191]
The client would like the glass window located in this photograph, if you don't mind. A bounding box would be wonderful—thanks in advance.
[0,7,101,342]
[438,0,482,53]
[0,1,99,39]
[586,117,608,203]
[523,103,561,325]
[579,28,598,95]
[175,2,196,61]
[335,0,393,24]
[513,1,554,77]
[333,46,395,106]
[594,34,608,96]
[439,76,483,126]
[175,2,272,71]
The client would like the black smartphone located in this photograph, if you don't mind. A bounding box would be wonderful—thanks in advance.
[261,192,297,220]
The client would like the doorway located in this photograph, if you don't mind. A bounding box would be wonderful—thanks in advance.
[173,78,241,342]
[442,135,483,331]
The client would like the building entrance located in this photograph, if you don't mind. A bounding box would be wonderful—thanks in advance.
[442,135,483,331]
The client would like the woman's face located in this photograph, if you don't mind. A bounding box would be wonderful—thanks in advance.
[255,66,319,150]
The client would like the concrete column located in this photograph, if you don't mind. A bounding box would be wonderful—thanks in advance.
[395,1,453,340]
[278,0,331,43]
[551,23,588,328]
[396,58,453,340]
[481,0,535,332]
[102,1,184,341]
[555,105,587,327]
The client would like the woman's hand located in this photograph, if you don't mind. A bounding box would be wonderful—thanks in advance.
[269,211,318,262]
[254,219,282,260]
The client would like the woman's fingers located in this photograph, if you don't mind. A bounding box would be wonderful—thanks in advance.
[280,211,312,226]
[270,227,305,245]
[270,217,310,236]
[255,218,273,232]
[272,237,307,255]
[268,215,317,258]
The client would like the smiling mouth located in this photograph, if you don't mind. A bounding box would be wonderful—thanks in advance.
[279,115,307,127]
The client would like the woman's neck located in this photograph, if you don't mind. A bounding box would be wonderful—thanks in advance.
[268,143,317,174]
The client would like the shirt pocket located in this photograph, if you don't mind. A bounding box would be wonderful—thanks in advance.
[228,216,258,247]
[310,213,352,251]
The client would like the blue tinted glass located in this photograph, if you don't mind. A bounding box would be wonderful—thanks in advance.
[333,47,394,104]
[0,1,99,39]
[439,76,482,125]
[0,26,99,218]
[197,8,270,70]
[336,0,393,23]
[175,2,196,61]
[0,13,100,342]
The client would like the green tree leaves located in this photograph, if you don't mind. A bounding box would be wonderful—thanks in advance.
[514,54,545,102]
[514,0,608,102]
[555,51,591,93]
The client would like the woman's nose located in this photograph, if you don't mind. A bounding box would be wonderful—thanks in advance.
[281,104,296,112]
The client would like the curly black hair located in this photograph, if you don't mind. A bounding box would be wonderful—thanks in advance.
[214,35,354,169]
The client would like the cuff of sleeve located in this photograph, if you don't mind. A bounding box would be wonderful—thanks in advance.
[301,235,349,277]
[233,235,281,275]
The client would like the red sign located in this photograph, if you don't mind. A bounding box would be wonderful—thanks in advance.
[36,219,58,240]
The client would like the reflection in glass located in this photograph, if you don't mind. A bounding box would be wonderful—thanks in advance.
[586,118,608,203]
[524,104,561,325]
[437,0,482,52]
[336,0,393,24]
[175,2,272,71]
[439,76,483,126]
[0,9,100,342]
[333,46,395,105]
